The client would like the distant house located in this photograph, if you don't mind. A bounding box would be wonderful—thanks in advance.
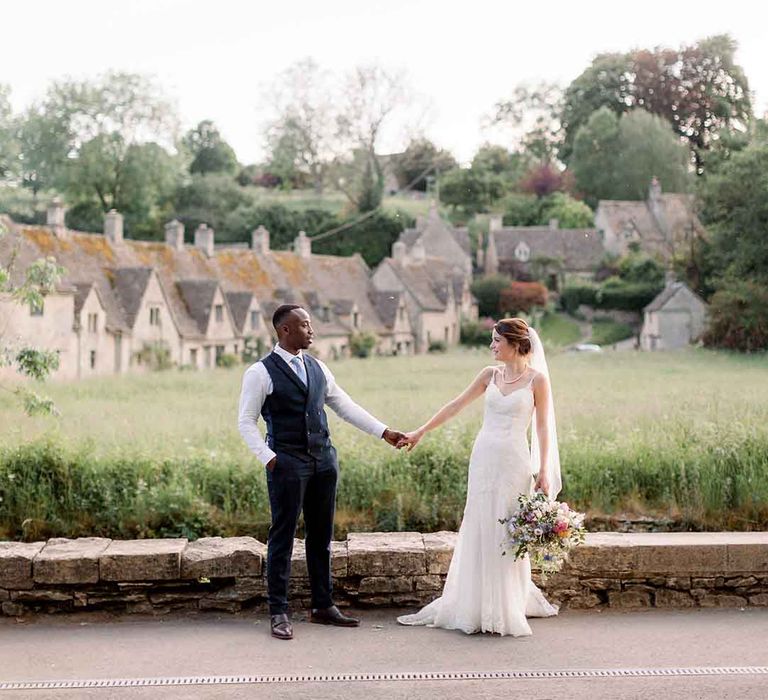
[595,178,705,261]
[640,281,707,351]
[483,216,603,288]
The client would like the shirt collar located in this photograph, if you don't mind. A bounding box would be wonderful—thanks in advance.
[274,344,303,364]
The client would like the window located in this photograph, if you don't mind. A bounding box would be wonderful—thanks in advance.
[88,313,98,333]
[149,307,161,326]
[203,346,212,368]
[250,310,260,329]
[215,304,224,323]
[215,345,225,362]
[233,344,239,356]
[89,351,96,369]
[514,241,530,262]
[30,300,44,316]
[190,348,198,368]
[353,311,360,329]
[444,326,449,342]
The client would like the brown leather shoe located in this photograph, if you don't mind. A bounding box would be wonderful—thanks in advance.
[309,605,360,627]
[270,613,293,640]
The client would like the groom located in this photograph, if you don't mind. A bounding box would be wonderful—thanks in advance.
[238,304,406,640]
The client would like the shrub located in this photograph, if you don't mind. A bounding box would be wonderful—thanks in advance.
[135,342,172,370]
[560,282,599,314]
[216,353,239,368]
[349,332,377,358]
[471,274,512,317]
[596,278,661,312]
[703,279,768,352]
[428,340,447,353]
[460,318,495,347]
[499,281,548,315]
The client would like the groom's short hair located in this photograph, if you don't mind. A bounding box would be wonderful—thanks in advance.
[272,304,303,330]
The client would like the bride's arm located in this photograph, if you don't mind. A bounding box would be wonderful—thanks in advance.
[403,367,494,451]
[532,372,551,494]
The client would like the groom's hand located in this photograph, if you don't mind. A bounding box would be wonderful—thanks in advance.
[382,428,407,448]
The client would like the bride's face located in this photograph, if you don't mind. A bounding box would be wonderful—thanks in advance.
[490,331,518,362]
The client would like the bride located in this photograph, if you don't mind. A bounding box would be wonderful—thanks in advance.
[397,317,561,636]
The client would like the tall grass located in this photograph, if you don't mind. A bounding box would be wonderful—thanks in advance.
[1,349,767,540]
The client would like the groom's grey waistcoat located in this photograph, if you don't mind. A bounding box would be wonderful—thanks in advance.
[260,352,331,461]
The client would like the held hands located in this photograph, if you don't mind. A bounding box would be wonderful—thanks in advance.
[396,429,425,452]
[382,428,408,449]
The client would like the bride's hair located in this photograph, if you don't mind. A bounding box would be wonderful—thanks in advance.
[494,317,532,356]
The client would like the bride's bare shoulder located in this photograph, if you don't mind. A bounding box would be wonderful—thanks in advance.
[530,368,548,386]
[476,365,496,384]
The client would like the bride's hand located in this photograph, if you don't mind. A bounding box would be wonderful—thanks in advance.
[534,471,550,496]
[398,429,425,452]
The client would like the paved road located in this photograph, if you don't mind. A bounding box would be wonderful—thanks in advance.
[1,607,766,699]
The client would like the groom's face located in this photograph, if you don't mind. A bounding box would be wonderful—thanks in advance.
[284,308,314,350]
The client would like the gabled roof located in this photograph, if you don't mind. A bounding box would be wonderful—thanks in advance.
[377,257,460,312]
[490,227,604,272]
[369,290,403,329]
[177,279,220,334]
[225,291,256,334]
[397,205,472,272]
[644,281,706,313]
[113,267,154,328]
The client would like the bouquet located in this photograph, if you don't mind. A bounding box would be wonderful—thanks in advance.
[499,492,586,579]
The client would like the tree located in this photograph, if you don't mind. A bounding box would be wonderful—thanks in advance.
[499,281,548,314]
[560,37,752,172]
[16,105,72,198]
[0,85,18,180]
[471,144,528,187]
[571,108,691,206]
[559,53,633,163]
[174,173,251,238]
[183,120,238,175]
[0,219,64,415]
[439,168,505,214]
[471,274,512,317]
[262,58,336,193]
[394,138,456,191]
[540,192,593,228]
[492,83,563,162]
[699,143,768,285]
[333,64,408,212]
[703,279,768,352]
[519,162,568,198]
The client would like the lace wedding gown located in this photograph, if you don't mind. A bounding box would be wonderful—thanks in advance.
[397,370,559,636]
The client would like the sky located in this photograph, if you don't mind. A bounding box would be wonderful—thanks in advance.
[4,0,766,165]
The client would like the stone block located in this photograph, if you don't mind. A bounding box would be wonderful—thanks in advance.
[347,533,426,577]
[724,576,758,588]
[0,589,8,601]
[665,577,691,590]
[727,544,768,573]
[423,532,457,575]
[634,542,727,575]
[414,575,444,591]
[568,535,636,574]
[748,594,768,606]
[87,592,149,606]
[11,589,73,604]
[698,594,747,608]
[392,593,429,606]
[564,593,601,609]
[358,595,393,606]
[100,539,187,581]
[202,578,265,604]
[1,601,24,616]
[149,590,205,605]
[608,589,652,608]
[331,540,348,577]
[181,537,264,579]
[655,589,695,608]
[34,538,111,584]
[358,576,413,595]
[0,541,45,589]
[199,599,241,612]
[582,578,620,591]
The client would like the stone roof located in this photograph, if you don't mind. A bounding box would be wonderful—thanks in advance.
[644,281,706,313]
[369,290,402,330]
[177,279,220,334]
[377,257,462,312]
[596,193,705,254]
[113,267,154,329]
[491,227,604,272]
[73,282,95,317]
[397,205,471,273]
[0,217,388,341]
[225,291,255,334]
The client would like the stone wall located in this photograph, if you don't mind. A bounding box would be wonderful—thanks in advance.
[1,532,766,617]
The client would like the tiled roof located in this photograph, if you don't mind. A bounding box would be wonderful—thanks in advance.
[491,227,604,272]
[177,279,220,334]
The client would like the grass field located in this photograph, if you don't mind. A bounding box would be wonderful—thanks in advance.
[1,348,767,539]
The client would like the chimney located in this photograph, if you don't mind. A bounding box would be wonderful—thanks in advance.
[489,214,503,232]
[548,218,559,230]
[104,209,124,245]
[392,240,407,262]
[194,223,215,257]
[294,230,311,259]
[164,219,185,251]
[47,197,66,237]
[251,225,270,254]
[410,239,426,265]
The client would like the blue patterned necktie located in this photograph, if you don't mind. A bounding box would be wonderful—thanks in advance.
[290,355,307,386]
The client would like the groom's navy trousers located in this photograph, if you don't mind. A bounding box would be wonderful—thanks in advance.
[260,352,338,616]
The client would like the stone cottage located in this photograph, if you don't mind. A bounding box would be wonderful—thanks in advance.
[595,178,706,261]
[640,281,707,350]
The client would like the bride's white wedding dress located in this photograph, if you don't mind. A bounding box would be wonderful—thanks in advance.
[397,369,559,636]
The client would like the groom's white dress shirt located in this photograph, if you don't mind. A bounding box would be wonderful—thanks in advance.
[238,344,387,466]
